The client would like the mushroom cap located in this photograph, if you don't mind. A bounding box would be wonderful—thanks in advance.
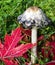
[17,6,50,29]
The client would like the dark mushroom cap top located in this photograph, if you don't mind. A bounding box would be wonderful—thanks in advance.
[17,6,50,29]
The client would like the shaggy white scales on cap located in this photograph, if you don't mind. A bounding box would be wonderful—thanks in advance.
[17,6,50,29]
[17,6,51,64]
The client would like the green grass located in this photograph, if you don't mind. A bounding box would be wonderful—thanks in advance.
[0,0,55,39]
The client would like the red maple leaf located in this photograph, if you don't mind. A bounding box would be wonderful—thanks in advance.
[0,27,35,65]
[3,59,18,65]
[46,61,55,65]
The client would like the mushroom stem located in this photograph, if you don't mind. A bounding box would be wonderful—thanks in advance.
[31,26,37,64]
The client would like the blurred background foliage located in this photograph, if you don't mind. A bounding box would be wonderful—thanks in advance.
[0,0,55,39]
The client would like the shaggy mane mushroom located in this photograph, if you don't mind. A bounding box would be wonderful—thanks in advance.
[17,6,51,64]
